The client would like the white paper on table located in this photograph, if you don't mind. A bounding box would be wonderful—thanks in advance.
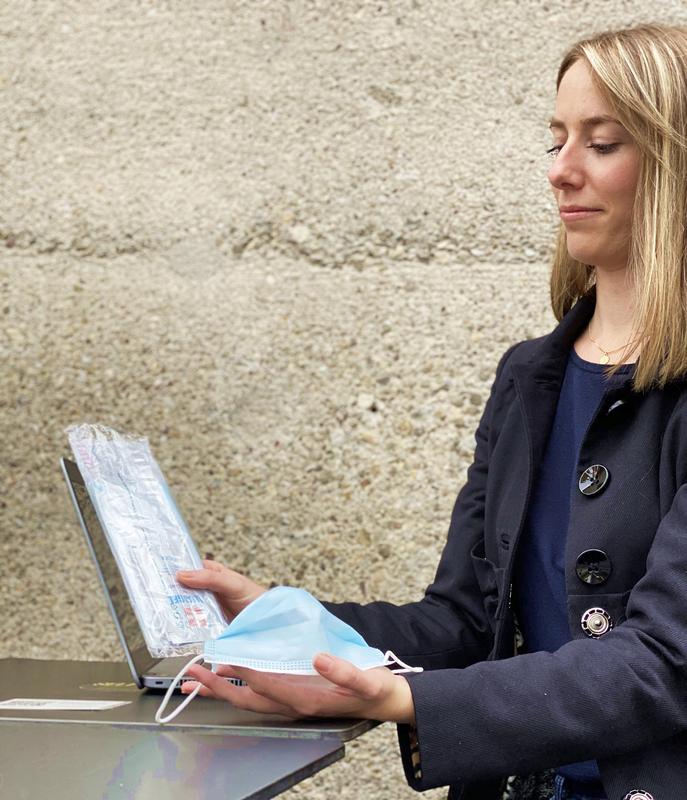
[0,698,131,711]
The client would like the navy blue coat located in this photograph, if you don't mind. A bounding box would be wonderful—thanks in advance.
[326,287,687,800]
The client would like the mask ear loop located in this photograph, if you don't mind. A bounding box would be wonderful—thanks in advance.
[381,651,424,674]
[155,654,216,724]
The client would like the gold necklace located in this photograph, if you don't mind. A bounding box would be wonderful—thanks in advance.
[587,326,639,365]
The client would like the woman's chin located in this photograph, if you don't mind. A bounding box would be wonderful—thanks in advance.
[566,244,600,265]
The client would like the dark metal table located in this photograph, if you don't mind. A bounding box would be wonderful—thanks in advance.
[0,658,377,799]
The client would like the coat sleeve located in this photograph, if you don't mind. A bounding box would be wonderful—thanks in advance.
[323,342,522,671]
[399,404,687,790]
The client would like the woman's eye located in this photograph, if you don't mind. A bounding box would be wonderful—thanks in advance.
[546,142,619,158]
[590,143,619,154]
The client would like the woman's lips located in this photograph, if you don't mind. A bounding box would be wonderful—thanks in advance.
[559,208,602,221]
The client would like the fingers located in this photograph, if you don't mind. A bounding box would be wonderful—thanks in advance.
[183,660,392,721]
[181,664,297,717]
[176,566,240,591]
[201,559,227,573]
[213,664,241,679]
[181,680,216,698]
[313,654,381,701]
[230,667,324,716]
[228,665,357,718]
[175,563,266,612]
[181,654,401,722]
[175,566,247,615]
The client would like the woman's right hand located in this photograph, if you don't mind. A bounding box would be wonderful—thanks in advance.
[176,559,267,622]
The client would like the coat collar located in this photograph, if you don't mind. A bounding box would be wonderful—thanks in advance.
[509,286,635,482]
[510,285,635,393]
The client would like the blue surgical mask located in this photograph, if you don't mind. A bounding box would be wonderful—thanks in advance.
[155,586,422,724]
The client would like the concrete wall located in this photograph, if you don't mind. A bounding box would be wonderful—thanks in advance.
[3,2,685,797]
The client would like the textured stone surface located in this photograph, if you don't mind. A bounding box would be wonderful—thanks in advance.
[3,2,686,797]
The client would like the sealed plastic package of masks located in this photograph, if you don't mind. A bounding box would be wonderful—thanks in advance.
[66,423,226,658]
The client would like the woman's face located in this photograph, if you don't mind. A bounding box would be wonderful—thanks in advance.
[547,58,641,273]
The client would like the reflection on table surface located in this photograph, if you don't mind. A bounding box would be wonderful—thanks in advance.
[0,720,344,800]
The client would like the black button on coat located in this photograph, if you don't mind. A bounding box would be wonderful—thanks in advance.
[324,287,687,800]
[576,549,612,585]
[578,464,610,495]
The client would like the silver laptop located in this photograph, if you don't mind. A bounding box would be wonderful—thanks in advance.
[60,456,240,690]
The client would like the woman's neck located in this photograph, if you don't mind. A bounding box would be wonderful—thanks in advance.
[574,268,640,365]
[589,268,637,346]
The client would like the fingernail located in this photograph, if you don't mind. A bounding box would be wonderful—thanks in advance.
[316,654,333,672]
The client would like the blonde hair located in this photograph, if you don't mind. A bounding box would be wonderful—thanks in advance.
[550,23,687,391]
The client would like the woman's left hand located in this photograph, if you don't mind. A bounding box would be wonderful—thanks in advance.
[181,653,416,724]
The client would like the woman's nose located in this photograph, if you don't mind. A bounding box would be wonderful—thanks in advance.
[548,144,584,190]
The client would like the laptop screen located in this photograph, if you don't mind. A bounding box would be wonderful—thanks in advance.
[61,457,157,682]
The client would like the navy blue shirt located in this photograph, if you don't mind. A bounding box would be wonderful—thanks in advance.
[514,347,633,783]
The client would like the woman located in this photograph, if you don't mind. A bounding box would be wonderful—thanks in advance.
[176,23,687,800]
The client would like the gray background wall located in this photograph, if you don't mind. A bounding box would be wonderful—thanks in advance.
[2,2,685,797]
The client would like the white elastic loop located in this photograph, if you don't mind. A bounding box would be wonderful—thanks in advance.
[381,651,424,674]
[155,654,208,724]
